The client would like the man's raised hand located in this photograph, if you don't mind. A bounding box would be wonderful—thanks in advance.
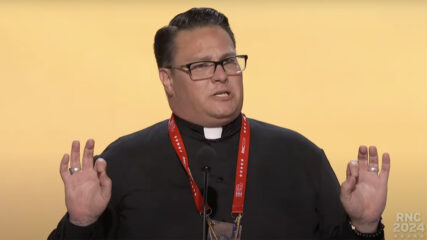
[340,145,391,233]
[60,139,112,226]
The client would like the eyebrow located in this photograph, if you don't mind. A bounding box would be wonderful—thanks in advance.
[192,52,237,62]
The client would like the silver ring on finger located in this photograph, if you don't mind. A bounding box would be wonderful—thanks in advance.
[368,166,379,173]
[69,167,81,175]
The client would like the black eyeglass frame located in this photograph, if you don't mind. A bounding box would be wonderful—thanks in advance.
[165,55,248,80]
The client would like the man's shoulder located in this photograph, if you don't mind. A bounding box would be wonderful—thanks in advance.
[100,119,169,156]
[248,118,321,151]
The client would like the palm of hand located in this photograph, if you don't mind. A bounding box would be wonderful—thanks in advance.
[65,168,110,225]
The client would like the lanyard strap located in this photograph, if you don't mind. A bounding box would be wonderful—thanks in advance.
[168,114,250,215]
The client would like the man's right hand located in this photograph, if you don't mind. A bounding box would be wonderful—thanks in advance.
[60,139,112,227]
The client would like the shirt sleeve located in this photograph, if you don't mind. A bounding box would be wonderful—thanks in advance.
[47,203,118,240]
[47,213,97,240]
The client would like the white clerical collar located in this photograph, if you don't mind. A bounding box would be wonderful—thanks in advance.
[203,127,223,140]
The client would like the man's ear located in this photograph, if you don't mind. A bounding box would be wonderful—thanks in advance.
[159,68,174,97]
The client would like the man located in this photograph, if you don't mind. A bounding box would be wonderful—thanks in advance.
[49,8,390,239]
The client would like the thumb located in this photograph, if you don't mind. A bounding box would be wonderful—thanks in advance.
[95,158,112,198]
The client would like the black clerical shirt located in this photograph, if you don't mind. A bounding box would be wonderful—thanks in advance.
[49,115,384,239]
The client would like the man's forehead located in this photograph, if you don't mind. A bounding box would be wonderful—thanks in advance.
[172,26,236,62]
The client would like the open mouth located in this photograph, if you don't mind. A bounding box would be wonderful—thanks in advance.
[214,91,230,97]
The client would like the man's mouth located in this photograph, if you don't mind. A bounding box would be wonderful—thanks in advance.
[214,91,230,97]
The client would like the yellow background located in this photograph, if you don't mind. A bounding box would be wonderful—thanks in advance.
[0,1,426,239]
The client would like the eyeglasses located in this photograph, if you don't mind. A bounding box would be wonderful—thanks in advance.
[166,55,248,81]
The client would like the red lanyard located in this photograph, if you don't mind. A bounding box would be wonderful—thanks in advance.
[168,114,250,215]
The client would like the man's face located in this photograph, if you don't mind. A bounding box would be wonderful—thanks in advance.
[160,26,243,127]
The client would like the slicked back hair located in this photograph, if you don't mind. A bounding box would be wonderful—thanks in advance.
[154,8,236,68]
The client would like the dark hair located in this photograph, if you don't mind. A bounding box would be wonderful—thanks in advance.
[154,8,236,68]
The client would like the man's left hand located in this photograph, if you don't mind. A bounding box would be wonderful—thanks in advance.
[340,145,391,233]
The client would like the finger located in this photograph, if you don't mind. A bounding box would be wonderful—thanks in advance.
[368,146,379,171]
[346,161,351,179]
[341,176,356,198]
[70,140,81,169]
[349,160,359,180]
[60,153,70,181]
[82,139,95,170]
[341,160,359,196]
[94,158,107,174]
[95,158,112,198]
[380,152,391,183]
[358,145,368,171]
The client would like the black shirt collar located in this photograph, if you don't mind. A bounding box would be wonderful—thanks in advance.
[173,114,242,141]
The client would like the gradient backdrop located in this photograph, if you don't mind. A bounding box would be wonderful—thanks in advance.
[0,1,426,239]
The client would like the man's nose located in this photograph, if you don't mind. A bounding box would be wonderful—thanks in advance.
[211,64,227,82]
